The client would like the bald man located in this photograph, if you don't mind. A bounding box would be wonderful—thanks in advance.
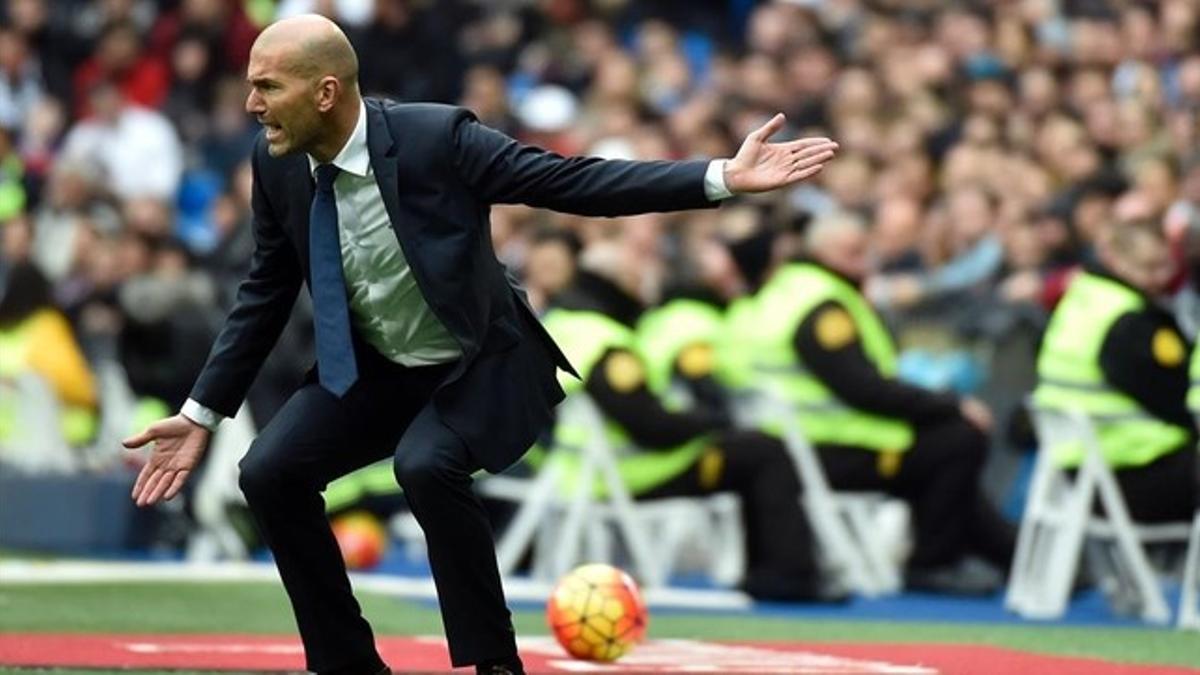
[123,15,838,675]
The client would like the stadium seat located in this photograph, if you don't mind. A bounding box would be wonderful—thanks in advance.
[1007,403,1194,625]
[739,390,904,597]
[482,393,745,589]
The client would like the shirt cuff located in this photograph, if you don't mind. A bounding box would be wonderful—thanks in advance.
[703,159,734,201]
[181,398,224,432]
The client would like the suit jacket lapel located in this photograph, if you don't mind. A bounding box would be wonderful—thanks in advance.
[365,99,406,242]
[288,158,314,275]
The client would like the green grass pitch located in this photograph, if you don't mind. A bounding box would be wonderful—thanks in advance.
[1,581,1198,674]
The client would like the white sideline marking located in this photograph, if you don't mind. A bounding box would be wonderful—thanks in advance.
[119,641,303,655]
[518,637,937,674]
[109,636,936,674]
[531,639,937,674]
[0,560,750,611]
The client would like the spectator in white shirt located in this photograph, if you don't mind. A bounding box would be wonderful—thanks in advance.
[59,80,182,201]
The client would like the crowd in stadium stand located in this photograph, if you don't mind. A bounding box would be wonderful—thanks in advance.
[1,0,1199,546]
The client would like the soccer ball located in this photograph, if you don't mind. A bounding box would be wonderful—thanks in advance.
[331,511,387,570]
[546,563,648,662]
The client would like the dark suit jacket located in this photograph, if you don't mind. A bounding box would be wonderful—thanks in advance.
[190,97,716,471]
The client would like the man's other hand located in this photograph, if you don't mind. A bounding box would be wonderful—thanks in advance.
[724,113,838,195]
[123,414,212,507]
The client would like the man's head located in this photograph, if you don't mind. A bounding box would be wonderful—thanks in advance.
[245,14,360,159]
[1096,219,1173,296]
[88,80,124,124]
[805,211,870,282]
[95,20,142,75]
[578,216,665,305]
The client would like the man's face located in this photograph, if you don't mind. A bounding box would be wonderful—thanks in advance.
[815,226,870,282]
[1107,231,1173,295]
[90,85,123,124]
[245,44,321,157]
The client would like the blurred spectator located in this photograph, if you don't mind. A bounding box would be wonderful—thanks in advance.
[199,77,258,180]
[4,0,90,109]
[1,210,31,265]
[17,96,65,181]
[72,0,158,39]
[60,80,182,200]
[524,227,581,312]
[276,0,374,28]
[116,235,218,411]
[30,157,118,284]
[460,64,516,135]
[72,19,168,118]
[148,0,259,75]
[354,0,464,103]
[0,25,45,131]
[0,261,98,448]
[162,28,220,145]
[0,127,26,221]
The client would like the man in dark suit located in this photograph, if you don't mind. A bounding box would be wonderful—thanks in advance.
[122,15,838,675]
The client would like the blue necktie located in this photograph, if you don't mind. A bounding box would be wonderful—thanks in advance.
[310,163,358,396]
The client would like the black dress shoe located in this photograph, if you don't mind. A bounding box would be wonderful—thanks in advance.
[905,556,1003,596]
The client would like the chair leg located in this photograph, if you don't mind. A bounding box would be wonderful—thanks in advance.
[804,493,876,595]
[844,500,901,594]
[1177,511,1200,630]
[494,461,563,578]
[552,460,596,581]
[584,513,614,565]
[532,509,562,580]
[709,496,745,587]
[1009,461,1092,620]
[594,451,664,588]
[1092,456,1172,624]
[1007,443,1060,615]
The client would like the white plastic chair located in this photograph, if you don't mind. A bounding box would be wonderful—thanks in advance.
[483,393,745,588]
[1008,403,1194,625]
[740,390,904,597]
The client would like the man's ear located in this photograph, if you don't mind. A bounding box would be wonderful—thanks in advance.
[316,76,340,113]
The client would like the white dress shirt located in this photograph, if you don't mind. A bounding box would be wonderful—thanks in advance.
[182,100,734,430]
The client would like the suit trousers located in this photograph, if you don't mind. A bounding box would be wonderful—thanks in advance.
[237,352,517,673]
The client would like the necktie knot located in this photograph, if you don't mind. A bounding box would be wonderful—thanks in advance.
[315,164,340,194]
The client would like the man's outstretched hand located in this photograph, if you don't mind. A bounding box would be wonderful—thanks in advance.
[123,414,212,507]
[724,113,838,195]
